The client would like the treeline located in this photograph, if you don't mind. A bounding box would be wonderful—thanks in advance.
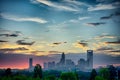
[90,65,120,80]
[0,64,120,80]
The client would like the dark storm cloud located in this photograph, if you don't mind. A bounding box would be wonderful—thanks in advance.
[105,39,120,44]
[0,40,8,43]
[86,22,106,26]
[0,47,29,52]
[16,40,35,46]
[100,14,113,20]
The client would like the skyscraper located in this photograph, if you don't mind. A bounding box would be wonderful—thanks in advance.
[87,50,93,69]
[29,58,33,69]
[59,52,65,65]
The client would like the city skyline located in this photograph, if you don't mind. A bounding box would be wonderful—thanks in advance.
[43,50,93,71]
[0,0,120,69]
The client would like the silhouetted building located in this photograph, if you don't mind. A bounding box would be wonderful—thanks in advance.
[87,50,93,69]
[59,52,65,65]
[48,61,55,69]
[43,62,48,69]
[78,58,86,70]
[29,58,33,69]
[66,59,75,66]
[29,58,34,71]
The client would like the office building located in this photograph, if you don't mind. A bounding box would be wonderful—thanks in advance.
[87,50,93,69]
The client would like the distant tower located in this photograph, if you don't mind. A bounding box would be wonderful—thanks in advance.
[87,50,93,69]
[29,58,33,69]
[60,52,65,65]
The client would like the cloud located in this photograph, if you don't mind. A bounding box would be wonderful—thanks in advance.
[48,51,62,54]
[32,0,79,12]
[86,22,106,26]
[0,33,20,37]
[88,2,120,11]
[109,50,120,53]
[96,47,120,55]
[64,0,90,7]
[100,14,113,20]
[69,16,91,23]
[79,17,91,20]
[47,42,67,47]
[31,50,62,56]
[114,11,120,16]
[0,29,22,37]
[96,0,117,3]
[0,40,8,43]
[0,13,47,24]
[53,42,62,45]
[77,42,88,47]
[53,42,67,45]
[0,47,29,53]
[94,35,116,40]
[31,51,46,56]
[96,47,114,51]
[105,39,120,44]
[16,40,35,46]
[73,41,88,51]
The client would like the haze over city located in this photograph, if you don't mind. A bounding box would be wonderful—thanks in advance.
[0,0,120,69]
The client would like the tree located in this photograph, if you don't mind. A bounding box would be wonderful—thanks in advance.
[95,76,106,80]
[34,64,42,79]
[89,69,97,80]
[5,68,12,76]
[99,68,110,80]
[60,72,77,80]
[108,65,117,80]
[45,75,56,80]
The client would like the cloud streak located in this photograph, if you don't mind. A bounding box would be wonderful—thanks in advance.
[86,22,106,26]
[33,0,79,11]
[94,35,116,40]
[73,41,88,51]
[52,42,67,45]
[0,33,20,37]
[0,40,8,43]
[100,14,113,20]
[88,2,120,11]
[16,40,35,46]
[105,39,120,44]
[0,47,29,53]
[77,42,88,47]
[79,17,91,20]
[96,47,114,51]
[0,13,47,24]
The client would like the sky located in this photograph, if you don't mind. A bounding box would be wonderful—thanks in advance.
[0,0,120,69]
